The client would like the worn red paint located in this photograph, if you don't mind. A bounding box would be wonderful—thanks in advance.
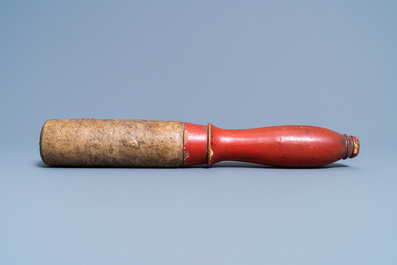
[183,122,207,166]
[183,123,359,168]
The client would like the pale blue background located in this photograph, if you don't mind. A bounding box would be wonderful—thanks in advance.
[1,1,396,264]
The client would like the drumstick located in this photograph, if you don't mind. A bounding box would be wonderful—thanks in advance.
[40,119,359,168]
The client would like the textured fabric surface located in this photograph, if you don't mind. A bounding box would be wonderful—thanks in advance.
[40,119,184,167]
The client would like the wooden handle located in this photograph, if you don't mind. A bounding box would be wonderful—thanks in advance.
[184,123,360,168]
[40,119,359,168]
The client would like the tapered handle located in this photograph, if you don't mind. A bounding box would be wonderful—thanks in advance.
[184,123,360,167]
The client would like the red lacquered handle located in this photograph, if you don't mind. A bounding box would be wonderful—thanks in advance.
[184,123,360,168]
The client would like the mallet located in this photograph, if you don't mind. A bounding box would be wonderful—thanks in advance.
[40,119,359,168]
